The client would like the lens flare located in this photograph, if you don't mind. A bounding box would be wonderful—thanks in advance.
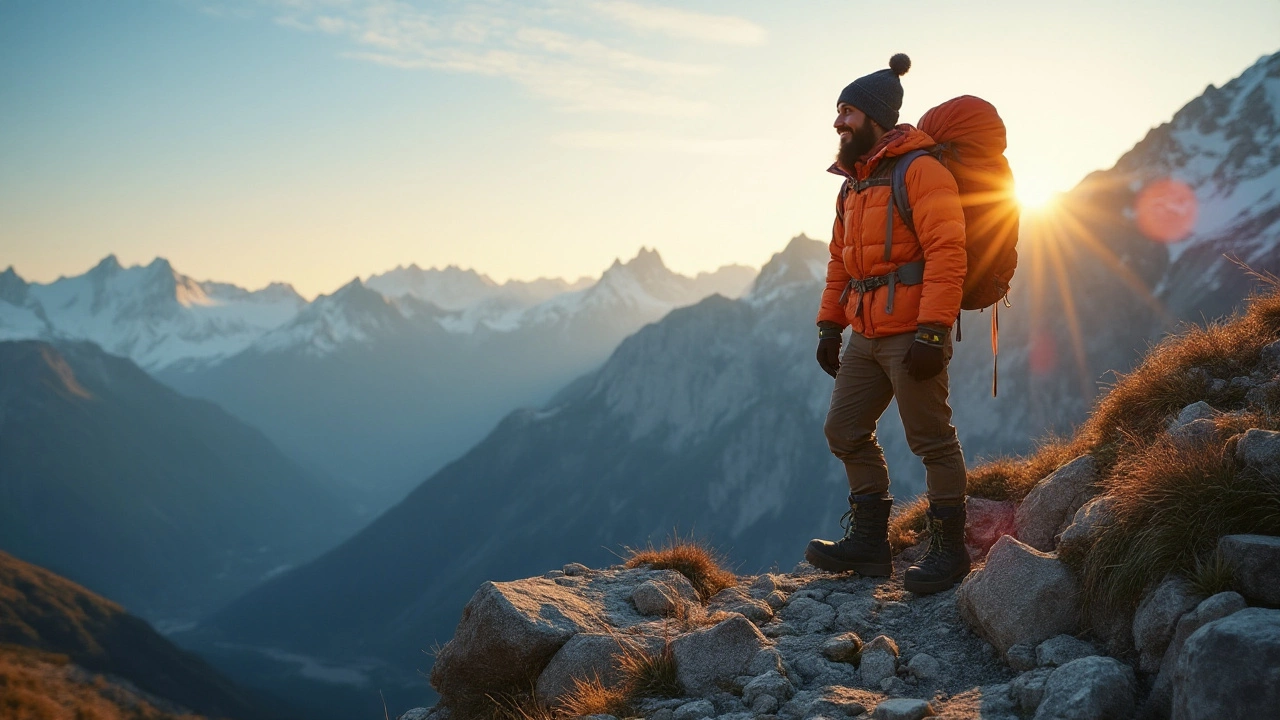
[1135,178,1197,243]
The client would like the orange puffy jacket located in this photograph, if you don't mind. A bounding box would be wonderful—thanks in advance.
[816,125,967,338]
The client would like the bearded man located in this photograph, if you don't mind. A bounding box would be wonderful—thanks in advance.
[804,54,971,595]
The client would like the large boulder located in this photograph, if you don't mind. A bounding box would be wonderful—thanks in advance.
[536,633,664,704]
[1057,495,1116,551]
[1133,575,1203,675]
[1171,608,1280,720]
[430,579,597,700]
[671,615,768,695]
[966,497,1017,561]
[1015,455,1098,551]
[1033,656,1136,720]
[1217,534,1280,605]
[1145,591,1247,719]
[957,535,1080,654]
[1234,429,1280,478]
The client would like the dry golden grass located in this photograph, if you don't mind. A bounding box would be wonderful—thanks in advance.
[1081,286,1280,451]
[557,676,632,719]
[0,645,200,720]
[888,496,929,553]
[623,534,737,602]
[965,437,1084,502]
[616,641,680,699]
[1069,435,1280,617]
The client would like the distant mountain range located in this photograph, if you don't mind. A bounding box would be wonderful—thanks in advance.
[0,550,272,719]
[0,339,360,626]
[1,249,755,511]
[186,49,1280,718]
[161,249,755,510]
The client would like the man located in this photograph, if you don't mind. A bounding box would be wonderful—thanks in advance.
[804,54,970,595]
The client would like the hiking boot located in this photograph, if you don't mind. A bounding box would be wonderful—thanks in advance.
[903,501,970,594]
[804,493,893,576]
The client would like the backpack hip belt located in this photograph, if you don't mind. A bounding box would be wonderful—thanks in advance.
[837,260,925,316]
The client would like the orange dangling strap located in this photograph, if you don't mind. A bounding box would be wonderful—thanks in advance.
[990,302,1000,397]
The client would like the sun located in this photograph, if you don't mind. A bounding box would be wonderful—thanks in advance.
[1016,179,1059,211]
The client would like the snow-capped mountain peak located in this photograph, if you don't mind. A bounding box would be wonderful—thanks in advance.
[748,234,827,306]
[0,256,306,370]
[250,278,409,356]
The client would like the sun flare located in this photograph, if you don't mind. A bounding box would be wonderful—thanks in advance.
[1016,180,1059,210]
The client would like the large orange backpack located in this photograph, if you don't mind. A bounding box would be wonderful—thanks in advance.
[886,96,1020,393]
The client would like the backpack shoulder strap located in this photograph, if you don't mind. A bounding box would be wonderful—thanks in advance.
[836,179,851,225]
[889,148,941,235]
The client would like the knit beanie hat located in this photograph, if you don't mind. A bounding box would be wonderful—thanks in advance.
[837,54,911,130]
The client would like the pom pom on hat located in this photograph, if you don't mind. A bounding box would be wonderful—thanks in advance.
[889,53,911,77]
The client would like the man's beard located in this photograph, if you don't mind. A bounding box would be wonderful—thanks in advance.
[836,117,877,172]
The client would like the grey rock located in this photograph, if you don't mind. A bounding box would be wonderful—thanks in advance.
[1133,575,1202,674]
[430,579,593,700]
[1034,656,1136,720]
[872,698,934,720]
[764,590,789,610]
[1168,418,1219,444]
[674,699,716,720]
[1229,375,1257,391]
[1057,496,1117,550]
[879,676,911,696]
[1209,378,1229,393]
[858,634,899,687]
[835,597,876,632]
[1147,591,1248,719]
[563,562,591,576]
[1015,455,1098,551]
[743,671,795,707]
[956,536,1080,654]
[802,696,865,719]
[751,574,781,596]
[652,709,675,720]
[1005,643,1038,672]
[671,615,767,695]
[1171,401,1218,428]
[821,632,863,663]
[1035,635,1095,668]
[1218,533,1280,604]
[537,633,662,702]
[783,597,837,633]
[397,709,431,720]
[748,647,787,676]
[1171,607,1280,720]
[708,691,746,714]
[752,695,780,715]
[1261,339,1280,369]
[980,683,1018,717]
[543,570,565,578]
[725,598,775,624]
[1234,429,1280,477]
[906,652,941,680]
[632,571,699,616]
[1010,667,1054,713]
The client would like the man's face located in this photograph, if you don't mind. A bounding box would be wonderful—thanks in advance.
[834,103,877,171]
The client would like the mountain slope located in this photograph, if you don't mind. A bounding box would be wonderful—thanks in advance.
[0,550,268,719]
[0,340,359,625]
[165,250,758,511]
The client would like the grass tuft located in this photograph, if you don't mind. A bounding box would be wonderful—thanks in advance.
[557,675,632,719]
[1189,550,1236,598]
[617,640,681,699]
[1068,435,1280,618]
[624,533,737,602]
[888,496,929,554]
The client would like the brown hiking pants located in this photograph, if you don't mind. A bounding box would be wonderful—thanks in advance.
[824,331,967,502]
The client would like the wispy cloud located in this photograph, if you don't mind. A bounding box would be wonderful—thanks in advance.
[588,1,767,46]
[210,0,763,117]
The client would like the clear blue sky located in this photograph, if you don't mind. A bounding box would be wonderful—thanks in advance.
[2,0,1278,297]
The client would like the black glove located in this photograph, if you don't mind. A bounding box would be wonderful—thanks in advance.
[903,325,948,381]
[816,322,843,378]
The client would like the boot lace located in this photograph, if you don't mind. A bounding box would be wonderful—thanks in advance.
[839,508,858,541]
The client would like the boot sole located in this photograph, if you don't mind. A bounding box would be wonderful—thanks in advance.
[903,568,970,595]
[804,545,892,577]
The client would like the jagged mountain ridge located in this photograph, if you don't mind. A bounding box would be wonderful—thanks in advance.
[0,339,360,626]
[163,250,759,511]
